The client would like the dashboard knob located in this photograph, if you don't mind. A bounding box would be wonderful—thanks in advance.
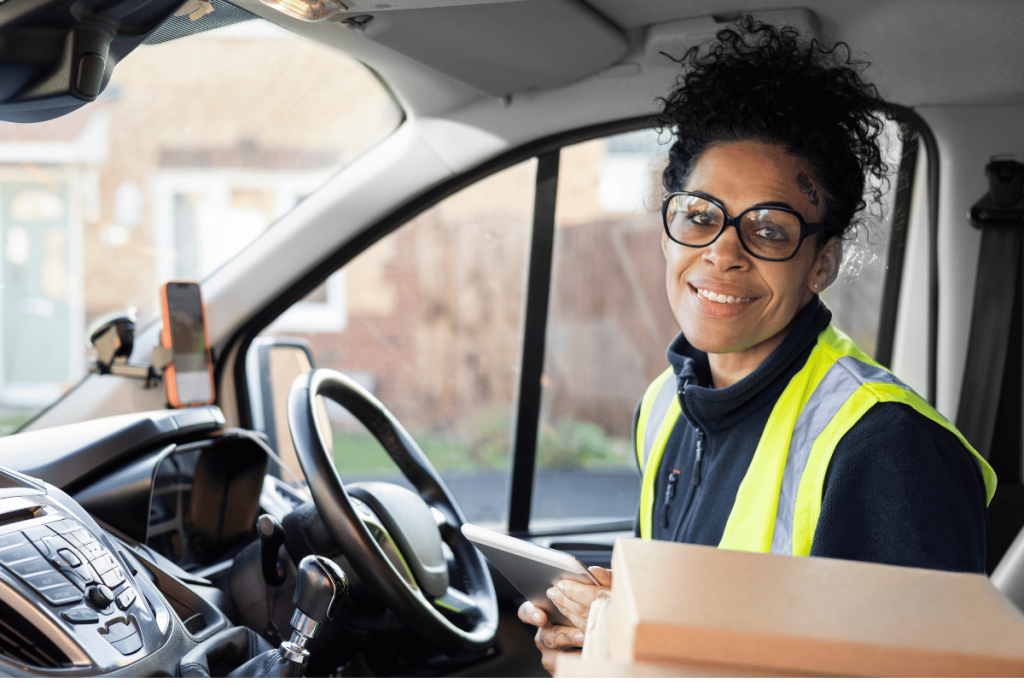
[87,585,115,610]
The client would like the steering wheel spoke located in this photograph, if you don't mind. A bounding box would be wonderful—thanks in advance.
[433,586,483,622]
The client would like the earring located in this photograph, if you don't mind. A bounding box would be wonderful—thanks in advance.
[813,283,820,290]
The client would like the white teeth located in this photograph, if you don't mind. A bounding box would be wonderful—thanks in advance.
[697,288,752,304]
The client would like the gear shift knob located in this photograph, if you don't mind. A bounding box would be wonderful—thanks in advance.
[279,556,348,666]
[293,555,347,623]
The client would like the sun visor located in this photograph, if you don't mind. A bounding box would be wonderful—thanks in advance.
[354,0,627,97]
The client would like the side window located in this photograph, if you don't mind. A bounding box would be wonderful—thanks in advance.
[530,129,676,528]
[819,116,906,361]
[265,160,536,526]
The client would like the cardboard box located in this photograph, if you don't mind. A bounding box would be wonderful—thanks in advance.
[580,537,1024,677]
[556,652,755,677]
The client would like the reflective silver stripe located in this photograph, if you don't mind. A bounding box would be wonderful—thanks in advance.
[641,374,679,471]
[770,356,909,554]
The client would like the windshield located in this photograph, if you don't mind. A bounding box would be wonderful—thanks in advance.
[0,18,401,435]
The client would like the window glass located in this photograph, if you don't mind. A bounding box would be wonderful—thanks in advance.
[0,19,401,435]
[266,160,537,526]
[820,117,905,358]
[530,129,676,530]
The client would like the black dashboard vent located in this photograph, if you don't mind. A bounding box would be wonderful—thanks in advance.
[0,601,72,669]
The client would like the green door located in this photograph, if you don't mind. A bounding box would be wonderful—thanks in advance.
[1,180,71,384]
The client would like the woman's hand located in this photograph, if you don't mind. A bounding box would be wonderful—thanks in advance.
[517,567,612,675]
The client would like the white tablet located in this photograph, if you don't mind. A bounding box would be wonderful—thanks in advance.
[462,523,599,627]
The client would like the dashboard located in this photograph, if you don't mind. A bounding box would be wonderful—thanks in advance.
[0,407,277,676]
[0,477,171,672]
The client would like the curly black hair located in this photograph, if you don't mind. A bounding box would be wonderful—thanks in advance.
[654,16,891,244]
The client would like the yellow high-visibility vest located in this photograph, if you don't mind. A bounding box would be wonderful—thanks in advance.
[636,325,997,554]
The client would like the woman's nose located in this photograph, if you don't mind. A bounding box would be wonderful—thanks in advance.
[702,224,748,269]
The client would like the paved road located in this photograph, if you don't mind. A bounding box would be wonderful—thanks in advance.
[346,467,640,526]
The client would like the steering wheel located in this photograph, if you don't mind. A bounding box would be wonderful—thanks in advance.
[286,368,499,655]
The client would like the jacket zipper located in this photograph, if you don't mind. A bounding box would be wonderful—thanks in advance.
[663,379,707,535]
[692,428,705,486]
[662,469,680,528]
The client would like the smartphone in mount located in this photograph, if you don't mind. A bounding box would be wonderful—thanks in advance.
[160,281,215,408]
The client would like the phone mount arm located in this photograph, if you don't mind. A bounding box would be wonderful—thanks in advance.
[87,311,170,387]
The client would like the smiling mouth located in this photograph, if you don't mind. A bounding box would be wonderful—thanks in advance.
[691,286,754,304]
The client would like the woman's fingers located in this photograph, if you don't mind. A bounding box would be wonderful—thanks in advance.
[589,565,613,587]
[517,599,548,627]
[534,622,585,650]
[532,621,584,675]
[519,570,613,675]
[547,579,611,630]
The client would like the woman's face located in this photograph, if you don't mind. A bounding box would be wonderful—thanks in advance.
[663,140,837,362]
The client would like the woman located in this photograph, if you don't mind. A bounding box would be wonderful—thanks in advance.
[519,17,996,674]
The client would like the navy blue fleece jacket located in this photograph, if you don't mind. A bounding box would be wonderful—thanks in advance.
[635,298,988,572]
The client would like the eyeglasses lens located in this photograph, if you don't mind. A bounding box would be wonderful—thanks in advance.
[665,194,723,242]
[665,194,802,260]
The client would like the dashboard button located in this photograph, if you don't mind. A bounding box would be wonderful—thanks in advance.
[0,542,40,565]
[26,571,73,592]
[8,556,51,577]
[46,519,74,534]
[102,618,133,641]
[41,584,83,606]
[57,548,82,568]
[110,632,142,655]
[21,527,52,545]
[43,537,76,562]
[81,541,104,560]
[54,549,97,586]
[61,608,99,624]
[115,586,136,610]
[102,566,126,589]
[60,569,87,591]
[71,529,96,546]
[0,533,26,550]
[91,552,116,574]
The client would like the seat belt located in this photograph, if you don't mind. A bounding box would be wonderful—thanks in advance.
[956,159,1024,462]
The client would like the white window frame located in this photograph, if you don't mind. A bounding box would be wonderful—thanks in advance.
[153,169,347,333]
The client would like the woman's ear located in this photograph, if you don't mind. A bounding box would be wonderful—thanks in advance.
[809,236,842,292]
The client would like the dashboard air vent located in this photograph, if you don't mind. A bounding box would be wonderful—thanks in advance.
[0,601,72,668]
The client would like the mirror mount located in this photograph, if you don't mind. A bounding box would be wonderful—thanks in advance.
[87,310,170,386]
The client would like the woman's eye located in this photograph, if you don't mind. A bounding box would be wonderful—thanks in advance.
[753,225,786,241]
[686,212,716,226]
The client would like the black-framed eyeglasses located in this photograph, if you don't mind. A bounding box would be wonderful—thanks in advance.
[662,191,828,262]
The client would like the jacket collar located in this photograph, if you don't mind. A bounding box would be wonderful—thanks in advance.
[667,297,832,433]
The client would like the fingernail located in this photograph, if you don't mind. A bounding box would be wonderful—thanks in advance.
[531,611,543,624]
[574,632,585,644]
[546,587,560,600]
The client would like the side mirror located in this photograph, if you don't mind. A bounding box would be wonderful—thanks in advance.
[246,337,331,484]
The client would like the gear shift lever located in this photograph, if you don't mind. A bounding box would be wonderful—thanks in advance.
[279,555,349,667]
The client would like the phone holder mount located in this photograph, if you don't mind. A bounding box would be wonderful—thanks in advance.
[87,311,171,387]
